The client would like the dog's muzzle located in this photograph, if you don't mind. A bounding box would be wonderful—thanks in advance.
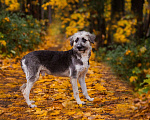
[76,45,87,51]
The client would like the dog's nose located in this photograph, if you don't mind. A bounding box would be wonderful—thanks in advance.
[77,46,82,49]
[77,45,82,50]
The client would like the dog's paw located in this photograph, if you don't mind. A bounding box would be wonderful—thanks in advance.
[87,98,94,102]
[28,101,37,108]
[29,104,37,108]
[30,100,35,103]
[77,101,86,105]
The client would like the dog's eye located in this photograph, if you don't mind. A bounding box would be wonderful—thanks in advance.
[82,38,87,43]
[75,38,79,43]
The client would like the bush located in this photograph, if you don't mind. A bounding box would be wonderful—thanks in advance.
[0,11,42,57]
[97,39,150,93]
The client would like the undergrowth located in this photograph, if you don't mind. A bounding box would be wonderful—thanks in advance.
[97,39,150,93]
[0,11,42,57]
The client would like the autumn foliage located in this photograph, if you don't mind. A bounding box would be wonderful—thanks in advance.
[0,29,149,119]
[0,0,150,119]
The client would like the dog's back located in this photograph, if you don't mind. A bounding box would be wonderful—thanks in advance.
[21,50,74,78]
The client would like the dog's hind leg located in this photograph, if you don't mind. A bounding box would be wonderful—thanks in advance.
[21,59,40,108]
[78,74,94,102]
[23,77,38,108]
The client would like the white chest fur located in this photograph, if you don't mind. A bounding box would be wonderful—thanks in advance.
[75,51,90,74]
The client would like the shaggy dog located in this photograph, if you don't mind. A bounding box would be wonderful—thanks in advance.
[20,31,96,108]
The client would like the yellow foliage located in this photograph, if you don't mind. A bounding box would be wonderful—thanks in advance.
[3,0,20,11]
[34,108,47,116]
[125,49,132,55]
[66,26,78,37]
[62,100,74,109]
[42,0,67,10]
[50,110,61,116]
[64,11,90,37]
[0,40,6,46]
[129,76,138,82]
[4,17,10,22]
[113,18,137,43]
[69,20,77,27]
[95,83,107,91]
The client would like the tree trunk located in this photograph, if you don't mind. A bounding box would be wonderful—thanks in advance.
[144,0,150,37]
[108,0,125,45]
[89,0,106,48]
[97,1,106,48]
[131,0,144,39]
[111,0,124,21]
[48,5,52,24]
[21,0,25,14]
[39,0,44,20]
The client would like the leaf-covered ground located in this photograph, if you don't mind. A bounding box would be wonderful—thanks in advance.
[0,32,149,119]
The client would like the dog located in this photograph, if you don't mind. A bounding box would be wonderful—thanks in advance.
[20,31,96,108]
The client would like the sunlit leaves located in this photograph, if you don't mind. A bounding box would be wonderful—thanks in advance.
[1,0,20,11]
[129,76,138,82]
[0,40,6,46]
[94,83,107,92]
[113,19,137,43]
[64,12,90,37]
[42,0,91,37]
[42,0,68,10]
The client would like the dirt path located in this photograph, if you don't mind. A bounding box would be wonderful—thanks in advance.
[0,33,139,119]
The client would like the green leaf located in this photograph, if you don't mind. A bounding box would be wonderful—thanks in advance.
[143,78,150,84]
[132,67,141,74]
[146,74,150,78]
[141,87,149,94]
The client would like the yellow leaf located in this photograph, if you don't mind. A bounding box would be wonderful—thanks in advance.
[95,83,106,91]
[65,111,76,115]
[0,40,6,46]
[50,110,60,116]
[79,104,83,107]
[129,76,138,82]
[62,100,74,109]
[34,108,47,115]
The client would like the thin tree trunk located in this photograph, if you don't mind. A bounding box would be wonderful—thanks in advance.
[97,1,106,48]
[111,0,124,21]
[41,0,44,20]
[143,0,150,38]
[108,0,125,45]
[48,5,52,23]
[131,0,144,39]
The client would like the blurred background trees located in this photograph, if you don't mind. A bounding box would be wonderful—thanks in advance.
[0,0,150,94]
[1,0,150,47]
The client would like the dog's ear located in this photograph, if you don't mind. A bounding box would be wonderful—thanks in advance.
[87,32,96,44]
[69,35,74,46]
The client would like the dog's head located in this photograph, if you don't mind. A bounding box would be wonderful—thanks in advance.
[70,31,96,52]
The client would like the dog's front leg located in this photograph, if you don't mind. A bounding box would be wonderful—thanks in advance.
[70,77,86,105]
[78,74,94,102]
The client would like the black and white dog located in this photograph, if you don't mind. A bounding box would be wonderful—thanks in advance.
[20,31,96,108]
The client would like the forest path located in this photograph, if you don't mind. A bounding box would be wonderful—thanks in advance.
[0,30,138,119]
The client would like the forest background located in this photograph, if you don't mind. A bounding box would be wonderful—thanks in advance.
[0,0,150,118]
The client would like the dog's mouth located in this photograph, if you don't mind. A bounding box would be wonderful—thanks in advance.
[77,46,87,51]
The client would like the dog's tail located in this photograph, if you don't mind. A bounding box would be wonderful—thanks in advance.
[20,83,27,93]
